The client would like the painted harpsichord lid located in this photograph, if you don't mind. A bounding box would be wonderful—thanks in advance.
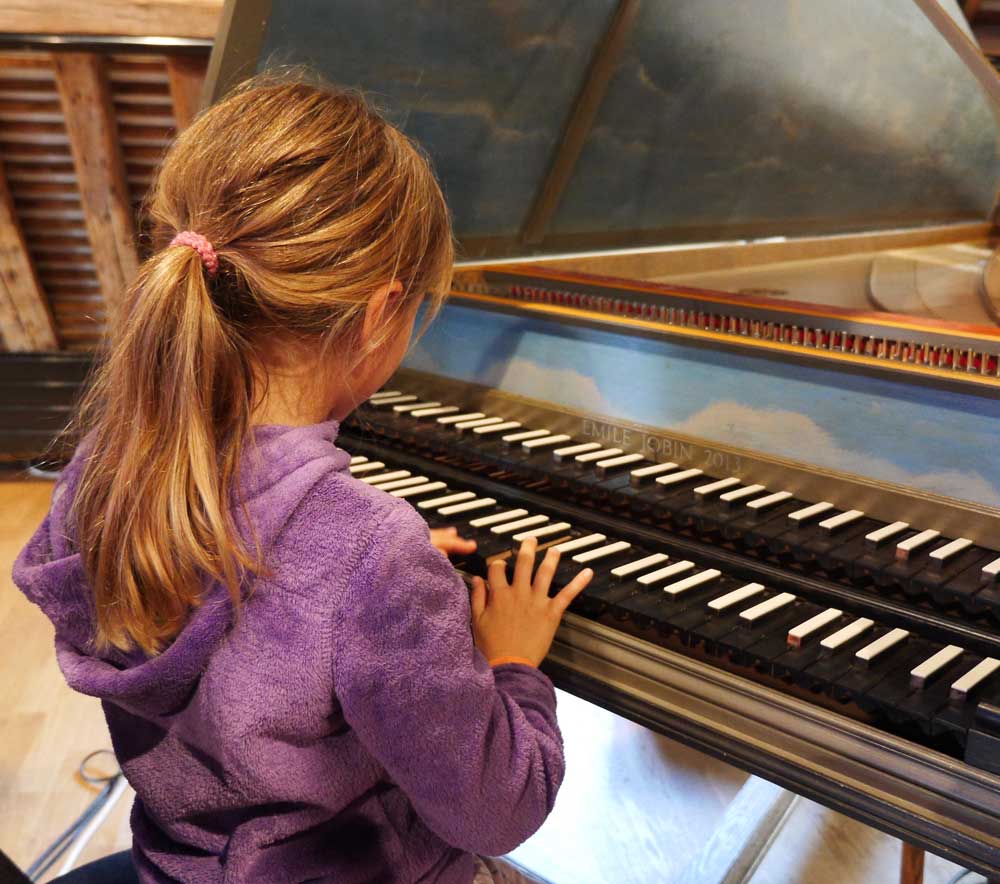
[205,0,1000,263]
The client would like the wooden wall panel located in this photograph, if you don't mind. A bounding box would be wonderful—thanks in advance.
[0,1,224,40]
[166,54,208,130]
[0,157,58,350]
[108,54,182,257]
[0,53,104,350]
[0,47,205,350]
[53,53,139,314]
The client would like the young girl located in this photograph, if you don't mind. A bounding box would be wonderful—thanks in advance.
[13,73,592,883]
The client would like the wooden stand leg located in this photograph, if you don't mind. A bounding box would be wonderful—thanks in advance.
[900,842,924,884]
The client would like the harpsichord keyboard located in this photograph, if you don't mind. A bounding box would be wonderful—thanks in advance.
[341,387,1000,779]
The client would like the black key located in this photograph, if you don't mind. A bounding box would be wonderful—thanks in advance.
[723,499,804,549]
[833,637,925,706]
[896,669,968,734]
[931,662,997,739]
[911,550,994,608]
[691,590,789,652]
[743,601,828,669]
[803,620,881,685]
[810,516,885,572]
[716,599,804,664]
[851,527,926,586]
[612,568,726,630]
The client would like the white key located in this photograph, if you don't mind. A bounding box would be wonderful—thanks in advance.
[394,400,440,413]
[662,569,721,597]
[739,592,796,624]
[637,560,695,586]
[910,645,964,689]
[469,508,529,528]
[820,617,875,651]
[929,538,973,563]
[362,470,411,485]
[950,657,1000,701]
[655,468,704,487]
[411,405,460,418]
[707,583,765,612]
[573,540,631,563]
[369,390,401,402]
[720,484,766,503]
[455,416,504,431]
[787,608,842,647]
[746,491,793,511]
[631,462,679,483]
[576,447,623,463]
[391,481,446,499]
[418,491,476,510]
[437,411,485,425]
[370,394,417,406]
[349,455,368,466]
[611,553,669,578]
[855,628,909,665]
[554,442,601,460]
[865,521,909,546]
[694,477,741,497]
[349,461,385,475]
[819,509,864,532]
[788,501,834,523]
[371,476,428,492]
[896,529,940,561]
[491,514,549,535]
[438,497,496,516]
[523,433,572,450]
[503,429,550,443]
[553,533,607,554]
[513,522,571,542]
[982,556,1000,581]
[596,452,645,470]
[472,420,521,435]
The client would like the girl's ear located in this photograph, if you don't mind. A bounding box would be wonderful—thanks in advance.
[360,279,404,351]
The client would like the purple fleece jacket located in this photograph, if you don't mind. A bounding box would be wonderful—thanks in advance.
[13,421,564,883]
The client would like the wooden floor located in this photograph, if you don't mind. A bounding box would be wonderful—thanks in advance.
[0,478,969,883]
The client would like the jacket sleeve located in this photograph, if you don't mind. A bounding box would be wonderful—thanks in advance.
[330,501,564,856]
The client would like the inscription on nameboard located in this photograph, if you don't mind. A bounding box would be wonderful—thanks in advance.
[580,419,744,473]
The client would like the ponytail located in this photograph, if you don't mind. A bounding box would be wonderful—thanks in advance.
[73,245,259,655]
[69,71,453,655]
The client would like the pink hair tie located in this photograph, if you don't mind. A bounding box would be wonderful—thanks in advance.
[170,230,219,277]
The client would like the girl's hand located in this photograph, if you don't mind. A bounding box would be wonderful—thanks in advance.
[430,527,477,558]
[469,537,593,667]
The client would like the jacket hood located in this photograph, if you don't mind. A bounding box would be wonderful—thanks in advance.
[12,420,347,718]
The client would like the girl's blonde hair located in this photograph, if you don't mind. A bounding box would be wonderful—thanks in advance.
[71,71,454,655]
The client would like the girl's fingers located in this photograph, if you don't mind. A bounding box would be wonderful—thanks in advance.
[430,527,478,556]
[532,547,561,594]
[513,538,538,587]
[470,576,486,618]
[488,557,510,592]
[551,568,594,616]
